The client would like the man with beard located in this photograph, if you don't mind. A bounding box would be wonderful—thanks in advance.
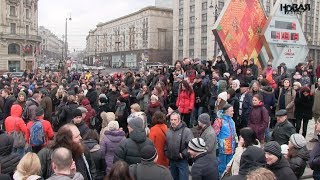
[38,123,97,180]
[197,113,217,158]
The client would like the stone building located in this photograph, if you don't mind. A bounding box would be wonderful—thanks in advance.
[85,6,173,68]
[39,26,64,63]
[0,0,41,72]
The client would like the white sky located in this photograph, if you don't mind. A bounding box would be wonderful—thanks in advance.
[38,0,156,51]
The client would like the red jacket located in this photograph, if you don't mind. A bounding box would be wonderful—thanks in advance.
[26,118,54,146]
[81,98,96,126]
[5,104,28,141]
[176,90,195,114]
[149,124,169,167]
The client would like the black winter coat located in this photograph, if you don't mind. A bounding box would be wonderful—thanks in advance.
[288,146,310,179]
[113,128,154,165]
[267,156,297,180]
[73,121,90,137]
[215,60,226,76]
[106,90,120,112]
[271,120,296,145]
[3,95,16,120]
[193,81,208,107]
[83,139,106,180]
[0,131,20,177]
[191,153,218,180]
[59,102,79,124]
[294,92,314,119]
[86,88,98,110]
[309,135,320,178]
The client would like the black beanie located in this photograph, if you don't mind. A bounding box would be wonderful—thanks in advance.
[73,109,83,118]
[264,141,282,158]
[35,107,44,117]
[141,145,158,162]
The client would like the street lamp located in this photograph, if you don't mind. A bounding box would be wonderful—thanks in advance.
[65,14,72,60]
[210,3,219,60]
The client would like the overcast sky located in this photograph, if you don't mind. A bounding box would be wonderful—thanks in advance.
[38,0,157,51]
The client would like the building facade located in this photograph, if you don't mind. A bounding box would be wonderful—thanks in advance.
[39,26,64,63]
[85,6,173,68]
[156,0,173,8]
[0,0,41,72]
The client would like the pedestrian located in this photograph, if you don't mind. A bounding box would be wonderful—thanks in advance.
[106,161,133,180]
[145,95,166,125]
[287,134,310,179]
[71,109,89,137]
[22,93,41,123]
[312,78,320,142]
[187,137,218,180]
[165,112,194,180]
[271,109,296,145]
[264,141,297,180]
[197,113,217,158]
[13,152,43,180]
[239,82,253,129]
[176,80,195,128]
[80,98,96,127]
[149,111,169,167]
[39,89,52,122]
[1,88,16,121]
[276,78,296,125]
[129,145,173,180]
[308,121,320,179]
[99,112,116,142]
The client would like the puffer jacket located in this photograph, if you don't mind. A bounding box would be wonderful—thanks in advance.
[0,130,21,177]
[149,124,169,167]
[113,128,154,165]
[4,104,28,140]
[288,146,310,179]
[83,139,106,180]
[267,156,297,180]
[248,102,269,141]
[81,98,96,126]
[165,123,194,161]
[191,152,219,180]
[101,130,126,174]
[176,90,195,114]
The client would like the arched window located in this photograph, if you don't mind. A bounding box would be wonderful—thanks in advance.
[23,45,33,55]
[8,43,20,55]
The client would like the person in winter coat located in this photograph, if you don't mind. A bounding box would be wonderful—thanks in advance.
[113,117,154,165]
[287,134,310,179]
[214,91,228,119]
[227,89,240,125]
[46,147,85,180]
[37,123,97,180]
[214,56,226,76]
[294,86,314,137]
[39,89,53,122]
[59,95,79,125]
[115,96,130,134]
[213,104,237,176]
[5,104,28,156]
[71,109,89,137]
[85,82,98,110]
[13,152,43,180]
[264,141,297,180]
[239,82,253,129]
[0,130,21,177]
[145,95,166,125]
[226,127,260,176]
[106,84,120,112]
[81,98,97,127]
[187,138,218,180]
[193,75,209,125]
[22,93,41,123]
[100,121,126,174]
[197,113,217,158]
[176,80,195,128]
[165,112,194,180]
[225,146,267,180]
[260,79,276,128]
[129,145,173,180]
[99,112,116,142]
[309,121,320,179]
[1,88,16,121]
[312,78,320,142]
[136,84,150,111]
[149,111,169,167]
[248,94,269,144]
[14,91,27,110]
[271,110,296,145]
[276,78,296,123]
[249,58,259,79]
[83,130,106,180]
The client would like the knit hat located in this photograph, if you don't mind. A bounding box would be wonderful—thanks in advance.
[35,107,44,117]
[218,91,228,101]
[289,134,307,149]
[281,144,289,155]
[264,141,282,158]
[168,103,178,111]
[18,91,26,99]
[150,94,159,101]
[141,145,158,162]
[107,121,120,131]
[198,113,211,125]
[222,103,232,112]
[239,146,266,174]
[73,109,83,118]
[188,138,207,153]
[128,117,144,130]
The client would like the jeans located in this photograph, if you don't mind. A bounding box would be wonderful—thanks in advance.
[169,159,189,180]
[192,106,204,125]
[181,113,191,128]
[295,115,310,137]
[218,154,233,177]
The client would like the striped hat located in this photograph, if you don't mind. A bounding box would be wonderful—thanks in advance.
[188,138,206,153]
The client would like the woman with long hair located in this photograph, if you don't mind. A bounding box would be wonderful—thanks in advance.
[13,152,42,180]
[176,80,195,128]
[105,161,133,180]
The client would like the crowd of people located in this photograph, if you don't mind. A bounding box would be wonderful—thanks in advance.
[0,57,320,180]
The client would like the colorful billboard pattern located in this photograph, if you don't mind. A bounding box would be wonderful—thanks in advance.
[213,0,267,67]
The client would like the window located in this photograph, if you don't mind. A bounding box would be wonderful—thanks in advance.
[179,0,183,6]
[190,0,195,3]
[190,5,195,13]
[179,8,183,16]
[202,2,207,10]
[26,9,30,19]
[201,37,207,45]
[189,49,194,57]
[10,23,16,34]
[179,19,183,26]
[201,25,207,33]
[10,6,16,16]
[8,43,20,55]
[179,29,183,36]
[26,25,29,35]
[201,49,207,57]
[190,27,194,35]
[178,50,183,57]
[179,39,183,46]
[190,16,195,23]
[218,1,224,9]
[202,13,207,22]
[189,38,194,46]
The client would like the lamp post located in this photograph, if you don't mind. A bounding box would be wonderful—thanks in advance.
[210,3,219,60]
[65,14,72,60]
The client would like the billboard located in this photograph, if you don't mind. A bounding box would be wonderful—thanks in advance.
[261,0,309,69]
[212,0,267,68]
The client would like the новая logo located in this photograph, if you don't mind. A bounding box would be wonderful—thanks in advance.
[280,4,311,14]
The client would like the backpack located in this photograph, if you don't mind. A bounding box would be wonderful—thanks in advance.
[30,120,45,146]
